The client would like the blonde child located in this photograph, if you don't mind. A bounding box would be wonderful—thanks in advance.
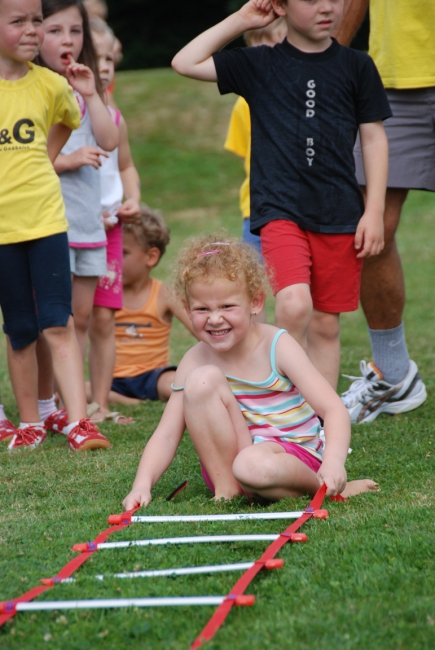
[38,0,118,364]
[172,0,390,391]
[86,18,141,423]
[109,207,194,407]
[123,235,378,509]
[0,0,109,450]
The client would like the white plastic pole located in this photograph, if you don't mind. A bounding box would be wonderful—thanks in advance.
[86,534,279,551]
[52,562,257,583]
[12,596,239,612]
[126,512,304,523]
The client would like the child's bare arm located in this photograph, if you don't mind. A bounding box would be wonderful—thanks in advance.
[47,123,72,163]
[354,120,388,258]
[122,391,186,509]
[163,288,196,338]
[275,333,350,496]
[66,57,118,151]
[117,115,141,223]
[172,0,276,81]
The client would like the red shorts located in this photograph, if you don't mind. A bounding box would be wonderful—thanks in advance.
[261,219,362,313]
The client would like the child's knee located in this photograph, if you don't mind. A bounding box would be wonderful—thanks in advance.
[233,447,275,489]
[275,285,312,329]
[310,311,340,341]
[90,306,114,337]
[184,365,227,403]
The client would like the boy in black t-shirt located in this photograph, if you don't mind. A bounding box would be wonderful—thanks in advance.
[172,0,390,390]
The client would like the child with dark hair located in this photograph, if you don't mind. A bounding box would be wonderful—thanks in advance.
[109,207,194,406]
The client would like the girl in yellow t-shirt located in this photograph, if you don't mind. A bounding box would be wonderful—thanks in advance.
[0,0,110,451]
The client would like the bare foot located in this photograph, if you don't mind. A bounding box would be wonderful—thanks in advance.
[341,479,379,499]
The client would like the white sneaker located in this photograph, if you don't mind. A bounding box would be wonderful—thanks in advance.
[341,360,427,424]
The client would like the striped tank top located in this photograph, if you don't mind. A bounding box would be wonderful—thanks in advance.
[227,329,323,460]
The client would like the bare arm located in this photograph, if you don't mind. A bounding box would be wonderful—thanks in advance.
[122,391,186,509]
[66,58,118,151]
[117,116,141,223]
[171,0,277,81]
[354,120,388,258]
[333,0,369,46]
[275,334,350,496]
[47,123,72,163]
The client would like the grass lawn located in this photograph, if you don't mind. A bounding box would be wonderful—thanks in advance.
[1,68,435,650]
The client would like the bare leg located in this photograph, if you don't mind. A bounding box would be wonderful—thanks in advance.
[233,442,380,500]
[307,310,341,389]
[233,442,320,500]
[88,306,116,412]
[71,275,99,360]
[108,391,141,406]
[183,365,252,500]
[42,316,87,423]
[157,370,176,402]
[360,188,407,330]
[36,334,54,401]
[274,283,312,351]
[6,337,40,423]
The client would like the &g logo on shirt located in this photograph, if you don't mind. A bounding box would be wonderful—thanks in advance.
[0,119,35,150]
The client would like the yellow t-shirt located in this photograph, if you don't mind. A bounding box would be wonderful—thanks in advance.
[224,96,251,219]
[0,63,80,244]
[369,0,435,89]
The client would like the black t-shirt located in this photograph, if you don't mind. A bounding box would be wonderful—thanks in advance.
[213,39,391,234]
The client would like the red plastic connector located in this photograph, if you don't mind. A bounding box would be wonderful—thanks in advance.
[41,578,54,586]
[72,543,89,553]
[264,558,284,570]
[313,509,328,519]
[108,514,123,525]
[281,532,307,542]
[234,595,255,607]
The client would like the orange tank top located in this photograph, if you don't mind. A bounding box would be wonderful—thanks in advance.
[113,278,171,378]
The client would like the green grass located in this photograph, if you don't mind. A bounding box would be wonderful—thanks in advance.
[1,68,435,650]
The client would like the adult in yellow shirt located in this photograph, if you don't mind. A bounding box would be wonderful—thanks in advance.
[337,0,434,423]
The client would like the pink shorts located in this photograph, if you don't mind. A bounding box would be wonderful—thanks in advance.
[261,219,362,313]
[93,223,123,310]
[201,439,321,495]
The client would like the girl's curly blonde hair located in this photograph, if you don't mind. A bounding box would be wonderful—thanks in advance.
[173,232,271,300]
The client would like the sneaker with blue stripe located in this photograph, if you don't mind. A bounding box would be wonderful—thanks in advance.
[341,360,427,424]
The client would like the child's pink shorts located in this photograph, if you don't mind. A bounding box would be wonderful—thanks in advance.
[201,439,321,494]
[94,222,123,310]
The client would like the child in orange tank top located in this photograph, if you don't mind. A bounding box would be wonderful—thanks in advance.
[109,206,194,405]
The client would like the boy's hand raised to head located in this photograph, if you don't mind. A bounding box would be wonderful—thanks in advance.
[172,0,278,81]
[239,0,278,30]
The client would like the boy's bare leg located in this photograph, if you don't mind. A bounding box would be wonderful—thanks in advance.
[88,306,116,413]
[43,316,87,423]
[157,370,176,402]
[108,391,141,406]
[183,365,252,500]
[6,338,40,423]
[71,275,99,360]
[274,283,312,351]
[307,310,341,389]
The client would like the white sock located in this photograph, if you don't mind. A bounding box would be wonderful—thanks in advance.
[19,421,44,429]
[0,404,6,421]
[64,420,80,435]
[38,395,57,421]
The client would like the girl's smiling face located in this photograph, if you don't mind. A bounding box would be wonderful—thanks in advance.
[40,6,83,74]
[187,276,263,352]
